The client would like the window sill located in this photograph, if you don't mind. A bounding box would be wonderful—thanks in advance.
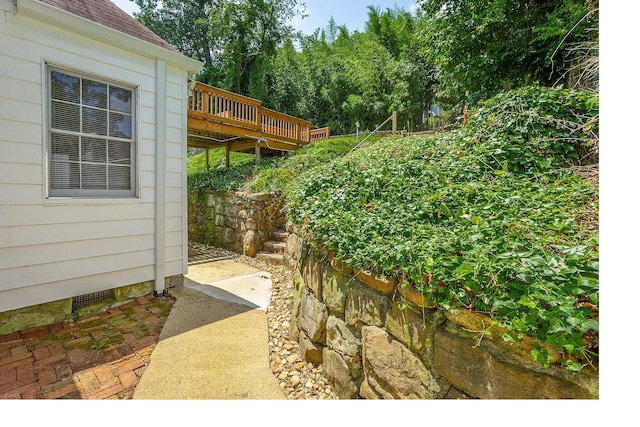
[44,196,141,206]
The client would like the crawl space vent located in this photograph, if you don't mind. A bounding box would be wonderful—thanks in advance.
[72,289,115,310]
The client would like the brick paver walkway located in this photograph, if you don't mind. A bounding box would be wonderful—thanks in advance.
[0,294,174,399]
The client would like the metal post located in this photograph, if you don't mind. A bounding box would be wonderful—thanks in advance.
[355,121,360,145]
[392,111,397,134]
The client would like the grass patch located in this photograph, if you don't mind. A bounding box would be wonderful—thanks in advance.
[187,136,364,193]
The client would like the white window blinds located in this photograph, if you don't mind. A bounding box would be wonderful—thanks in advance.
[49,67,136,197]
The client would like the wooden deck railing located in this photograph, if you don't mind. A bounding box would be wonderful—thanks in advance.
[189,82,312,145]
[260,107,311,143]
[310,127,330,142]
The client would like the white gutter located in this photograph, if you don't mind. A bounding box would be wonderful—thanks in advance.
[17,0,203,74]
[154,59,166,295]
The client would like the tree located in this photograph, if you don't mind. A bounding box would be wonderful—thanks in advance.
[134,0,437,135]
[134,0,303,97]
[417,0,598,109]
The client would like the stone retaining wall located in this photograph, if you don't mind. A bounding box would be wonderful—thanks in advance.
[286,234,599,399]
[188,190,286,256]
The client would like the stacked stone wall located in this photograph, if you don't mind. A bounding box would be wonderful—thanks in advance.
[188,190,286,256]
[287,233,599,400]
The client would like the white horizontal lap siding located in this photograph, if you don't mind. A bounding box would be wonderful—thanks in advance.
[0,234,154,270]
[0,217,154,247]
[1,265,155,313]
[0,203,155,228]
[0,10,187,310]
[0,163,42,185]
[0,52,45,207]
[0,247,155,290]
[163,65,187,277]
[0,74,42,106]
[1,120,42,146]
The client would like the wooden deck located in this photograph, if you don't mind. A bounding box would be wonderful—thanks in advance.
[188,82,327,158]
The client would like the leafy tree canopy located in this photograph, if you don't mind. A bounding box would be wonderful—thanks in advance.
[134,0,303,96]
[417,0,599,109]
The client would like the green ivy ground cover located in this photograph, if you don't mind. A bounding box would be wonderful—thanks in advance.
[286,87,599,371]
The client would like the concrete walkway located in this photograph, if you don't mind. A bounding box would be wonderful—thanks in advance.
[132,260,285,399]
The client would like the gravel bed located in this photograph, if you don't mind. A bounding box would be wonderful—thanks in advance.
[234,255,339,400]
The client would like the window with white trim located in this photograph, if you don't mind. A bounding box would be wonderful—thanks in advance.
[48,66,136,197]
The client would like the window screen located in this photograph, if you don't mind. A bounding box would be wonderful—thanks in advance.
[48,67,136,197]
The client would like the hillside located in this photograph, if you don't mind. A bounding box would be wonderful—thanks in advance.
[188,86,599,371]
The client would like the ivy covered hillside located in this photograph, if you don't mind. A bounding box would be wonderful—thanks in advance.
[285,87,599,372]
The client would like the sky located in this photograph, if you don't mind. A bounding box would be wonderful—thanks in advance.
[111,0,421,36]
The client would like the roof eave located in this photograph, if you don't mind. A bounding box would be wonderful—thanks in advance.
[16,0,204,74]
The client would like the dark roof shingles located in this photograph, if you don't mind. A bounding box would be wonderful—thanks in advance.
[41,0,180,53]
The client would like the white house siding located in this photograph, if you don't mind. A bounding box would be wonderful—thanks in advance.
[0,2,193,312]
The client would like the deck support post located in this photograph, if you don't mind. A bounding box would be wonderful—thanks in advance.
[255,139,261,165]
[205,147,209,169]
[225,142,230,168]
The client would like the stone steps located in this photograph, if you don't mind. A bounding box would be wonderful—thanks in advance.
[256,251,284,265]
[257,228,289,265]
[263,240,286,254]
[272,230,289,242]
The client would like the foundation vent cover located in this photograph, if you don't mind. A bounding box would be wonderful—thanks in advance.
[72,289,115,310]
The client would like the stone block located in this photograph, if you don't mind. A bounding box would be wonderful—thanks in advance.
[445,309,561,364]
[297,288,328,344]
[227,204,241,217]
[326,315,361,359]
[326,316,362,379]
[0,298,72,335]
[397,278,438,308]
[289,312,300,343]
[291,269,305,318]
[299,331,324,365]
[247,192,270,202]
[114,281,153,301]
[360,326,440,399]
[434,321,598,399]
[302,250,323,298]
[322,348,361,399]
[224,217,237,229]
[385,301,443,359]
[354,269,395,294]
[243,230,258,257]
[322,265,349,315]
[223,227,237,244]
[283,233,301,268]
[345,280,389,329]
[444,386,475,399]
[327,251,353,274]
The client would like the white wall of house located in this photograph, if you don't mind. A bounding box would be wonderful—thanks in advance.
[0,0,201,312]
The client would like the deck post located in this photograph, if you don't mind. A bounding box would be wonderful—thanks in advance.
[225,142,231,168]
[205,147,209,169]
[255,139,261,165]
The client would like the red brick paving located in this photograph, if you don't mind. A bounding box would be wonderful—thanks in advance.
[0,294,174,399]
